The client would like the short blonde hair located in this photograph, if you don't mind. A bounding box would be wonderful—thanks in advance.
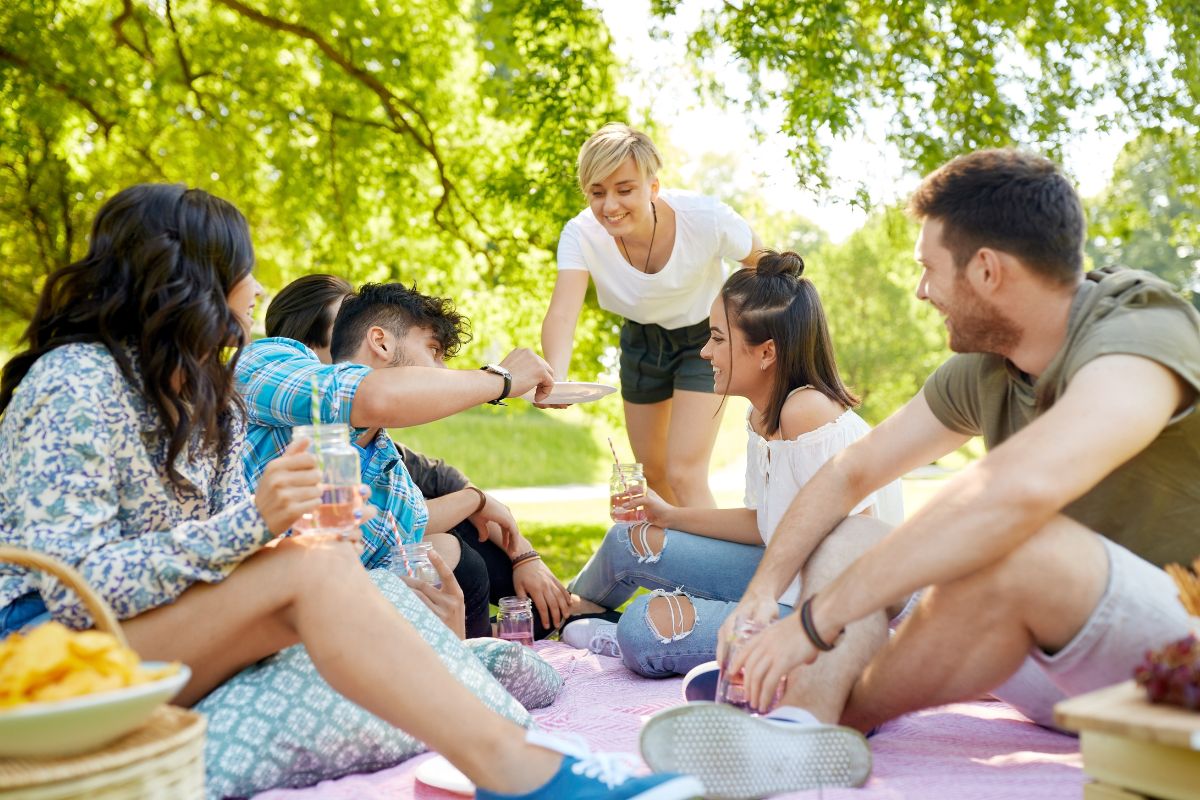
[577,123,663,195]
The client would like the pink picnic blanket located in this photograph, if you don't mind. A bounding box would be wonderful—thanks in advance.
[255,642,1084,799]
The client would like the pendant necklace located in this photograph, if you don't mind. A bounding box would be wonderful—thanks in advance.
[619,201,658,273]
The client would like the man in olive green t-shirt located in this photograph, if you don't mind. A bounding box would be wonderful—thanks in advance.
[642,149,1198,788]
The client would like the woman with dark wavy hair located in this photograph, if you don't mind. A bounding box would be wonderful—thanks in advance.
[0,184,699,800]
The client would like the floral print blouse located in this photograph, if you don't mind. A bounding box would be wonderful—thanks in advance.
[0,343,271,629]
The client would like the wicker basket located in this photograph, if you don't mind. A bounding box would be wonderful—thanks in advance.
[0,547,205,799]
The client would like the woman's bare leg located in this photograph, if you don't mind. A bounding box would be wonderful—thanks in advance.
[663,389,722,508]
[123,536,560,793]
[624,398,676,504]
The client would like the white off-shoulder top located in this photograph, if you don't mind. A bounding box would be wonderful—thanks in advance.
[743,388,905,607]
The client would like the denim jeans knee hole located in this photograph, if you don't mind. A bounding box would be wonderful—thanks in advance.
[645,590,697,644]
[628,522,665,564]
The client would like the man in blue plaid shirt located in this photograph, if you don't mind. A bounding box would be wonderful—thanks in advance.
[235,277,556,573]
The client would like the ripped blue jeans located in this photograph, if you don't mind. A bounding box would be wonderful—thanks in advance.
[569,523,793,678]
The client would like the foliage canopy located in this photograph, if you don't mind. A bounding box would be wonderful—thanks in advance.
[0,0,626,371]
[652,0,1199,197]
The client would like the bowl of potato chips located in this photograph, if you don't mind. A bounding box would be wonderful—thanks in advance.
[0,622,188,757]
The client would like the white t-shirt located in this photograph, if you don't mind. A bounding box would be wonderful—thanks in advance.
[556,189,754,330]
[743,401,905,608]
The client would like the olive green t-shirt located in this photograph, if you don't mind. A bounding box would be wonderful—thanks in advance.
[923,268,1200,567]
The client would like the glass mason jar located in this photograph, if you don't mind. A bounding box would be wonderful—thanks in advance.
[395,541,442,588]
[716,617,787,714]
[609,463,648,523]
[496,596,534,646]
[291,423,362,536]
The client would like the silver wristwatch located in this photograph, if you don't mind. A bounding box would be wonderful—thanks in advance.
[479,364,512,405]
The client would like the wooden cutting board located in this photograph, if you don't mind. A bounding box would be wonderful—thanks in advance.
[1054,680,1200,749]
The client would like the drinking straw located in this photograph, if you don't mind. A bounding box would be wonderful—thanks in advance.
[309,376,323,468]
[310,375,321,423]
[607,437,627,492]
[385,511,415,577]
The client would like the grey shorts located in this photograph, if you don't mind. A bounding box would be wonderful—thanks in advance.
[619,319,715,404]
[991,536,1193,730]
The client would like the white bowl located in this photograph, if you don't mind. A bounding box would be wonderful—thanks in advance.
[0,663,191,758]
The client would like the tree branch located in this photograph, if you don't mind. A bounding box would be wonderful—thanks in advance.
[164,0,212,116]
[112,0,155,64]
[210,0,499,269]
[0,46,115,135]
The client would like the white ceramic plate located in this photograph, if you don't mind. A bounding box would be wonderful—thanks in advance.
[0,662,190,758]
[522,381,617,405]
[414,754,475,795]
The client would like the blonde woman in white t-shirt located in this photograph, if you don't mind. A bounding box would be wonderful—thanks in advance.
[541,123,763,506]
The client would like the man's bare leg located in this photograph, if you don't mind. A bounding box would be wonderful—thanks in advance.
[841,515,1108,732]
[777,516,891,723]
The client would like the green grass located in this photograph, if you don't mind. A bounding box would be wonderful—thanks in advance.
[391,403,612,488]
[392,393,755,489]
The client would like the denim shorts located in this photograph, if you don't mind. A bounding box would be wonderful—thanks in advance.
[0,593,51,639]
[618,319,715,404]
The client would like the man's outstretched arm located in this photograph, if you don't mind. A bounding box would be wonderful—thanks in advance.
[349,348,555,429]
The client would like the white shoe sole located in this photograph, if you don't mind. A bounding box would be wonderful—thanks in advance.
[639,702,872,800]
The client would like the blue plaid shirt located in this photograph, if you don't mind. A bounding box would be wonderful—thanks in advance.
[235,338,428,569]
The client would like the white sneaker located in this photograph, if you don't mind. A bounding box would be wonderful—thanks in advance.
[640,701,871,800]
[562,619,621,658]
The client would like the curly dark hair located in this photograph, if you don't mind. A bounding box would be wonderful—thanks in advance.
[330,282,470,363]
[0,183,255,489]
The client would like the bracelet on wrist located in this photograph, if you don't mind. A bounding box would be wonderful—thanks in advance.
[799,594,843,652]
[512,554,542,570]
[510,549,539,565]
[465,486,488,517]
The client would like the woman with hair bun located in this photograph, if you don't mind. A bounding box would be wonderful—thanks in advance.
[541,123,763,507]
[565,251,904,685]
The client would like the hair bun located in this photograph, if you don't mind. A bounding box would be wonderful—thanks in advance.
[756,250,804,279]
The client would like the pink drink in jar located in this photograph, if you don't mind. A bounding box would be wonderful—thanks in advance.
[610,463,648,523]
[717,617,787,714]
[497,596,534,646]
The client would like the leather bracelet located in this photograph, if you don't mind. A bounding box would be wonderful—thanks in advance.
[465,486,488,517]
[510,549,539,565]
[799,594,842,652]
[511,554,542,570]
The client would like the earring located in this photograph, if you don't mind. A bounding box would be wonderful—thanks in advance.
[760,363,767,371]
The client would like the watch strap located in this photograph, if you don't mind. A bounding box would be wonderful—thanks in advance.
[480,365,511,405]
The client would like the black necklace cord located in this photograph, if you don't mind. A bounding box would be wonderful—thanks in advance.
[619,201,658,273]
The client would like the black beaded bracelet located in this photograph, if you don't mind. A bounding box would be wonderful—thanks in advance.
[799,595,842,652]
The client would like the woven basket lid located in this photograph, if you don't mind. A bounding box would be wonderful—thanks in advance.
[0,705,205,789]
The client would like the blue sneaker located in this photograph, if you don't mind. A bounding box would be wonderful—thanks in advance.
[476,732,703,800]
